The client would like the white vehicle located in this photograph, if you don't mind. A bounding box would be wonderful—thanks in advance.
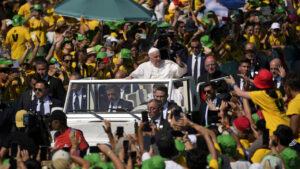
[63,77,201,145]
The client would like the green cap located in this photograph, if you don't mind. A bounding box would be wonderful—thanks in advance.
[174,140,185,152]
[206,154,222,166]
[49,57,57,64]
[280,148,300,169]
[1,159,10,167]
[275,6,285,14]
[105,21,116,30]
[31,4,42,11]
[217,134,237,158]
[77,34,86,41]
[203,18,211,24]
[200,35,214,48]
[142,156,165,169]
[64,38,72,43]
[93,45,103,53]
[96,52,107,60]
[151,21,157,27]
[3,59,13,66]
[12,15,25,26]
[157,22,170,28]
[84,153,101,165]
[252,113,260,124]
[120,48,131,60]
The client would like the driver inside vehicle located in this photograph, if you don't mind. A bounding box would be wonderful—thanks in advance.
[103,85,133,112]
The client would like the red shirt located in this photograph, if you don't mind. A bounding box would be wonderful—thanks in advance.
[54,128,88,150]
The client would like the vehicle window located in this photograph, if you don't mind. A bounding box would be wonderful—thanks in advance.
[65,82,169,114]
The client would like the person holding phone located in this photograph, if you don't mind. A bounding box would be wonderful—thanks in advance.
[50,110,89,155]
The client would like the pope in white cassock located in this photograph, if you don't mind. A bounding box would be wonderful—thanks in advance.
[127,47,187,79]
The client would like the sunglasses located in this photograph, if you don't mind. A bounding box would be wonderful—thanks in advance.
[34,88,43,92]
[203,90,212,94]
[64,60,72,63]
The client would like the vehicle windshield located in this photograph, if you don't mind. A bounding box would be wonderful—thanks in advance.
[64,80,171,113]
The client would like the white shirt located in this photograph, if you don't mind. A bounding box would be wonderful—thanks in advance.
[205,97,217,126]
[31,90,36,101]
[273,77,281,89]
[162,102,168,120]
[192,53,202,79]
[152,115,162,128]
[130,60,187,79]
[120,86,126,99]
[108,99,120,112]
[36,96,50,115]
[72,88,83,110]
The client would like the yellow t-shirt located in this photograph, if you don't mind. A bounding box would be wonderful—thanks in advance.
[251,148,270,163]
[240,139,251,150]
[112,57,134,75]
[286,93,300,142]
[18,3,31,19]
[249,35,261,49]
[249,90,290,135]
[87,20,100,30]
[5,26,31,60]
[268,34,286,47]
[28,18,48,46]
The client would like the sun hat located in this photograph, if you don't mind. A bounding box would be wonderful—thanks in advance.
[232,116,250,133]
[253,69,274,89]
[142,155,165,169]
[261,155,283,169]
[270,22,280,30]
[51,149,70,161]
[31,4,43,11]
[217,134,237,158]
[15,110,28,128]
[87,47,96,55]
[279,148,300,169]
[50,159,70,169]
[200,35,215,48]
[120,48,131,60]
[12,15,25,27]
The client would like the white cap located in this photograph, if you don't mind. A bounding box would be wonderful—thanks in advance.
[51,149,70,161]
[107,36,119,43]
[148,47,159,56]
[51,107,64,113]
[270,22,280,29]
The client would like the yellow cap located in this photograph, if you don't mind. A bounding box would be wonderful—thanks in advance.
[15,110,28,128]
[296,26,300,31]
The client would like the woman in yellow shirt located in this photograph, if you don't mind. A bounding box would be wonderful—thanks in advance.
[225,69,290,135]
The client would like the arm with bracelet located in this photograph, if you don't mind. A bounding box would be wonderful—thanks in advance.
[225,75,251,99]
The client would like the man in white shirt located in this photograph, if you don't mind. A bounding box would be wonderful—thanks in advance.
[127,47,187,79]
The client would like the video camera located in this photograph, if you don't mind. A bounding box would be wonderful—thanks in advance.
[23,110,52,146]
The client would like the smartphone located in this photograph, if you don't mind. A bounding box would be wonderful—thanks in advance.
[130,151,137,163]
[141,111,149,122]
[116,126,124,138]
[89,146,101,153]
[11,143,18,157]
[23,114,30,126]
[62,147,70,152]
[139,33,147,39]
[40,146,49,161]
[123,140,129,153]
[173,106,182,121]
[263,129,270,147]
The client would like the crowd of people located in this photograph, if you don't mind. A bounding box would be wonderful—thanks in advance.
[1,0,300,168]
